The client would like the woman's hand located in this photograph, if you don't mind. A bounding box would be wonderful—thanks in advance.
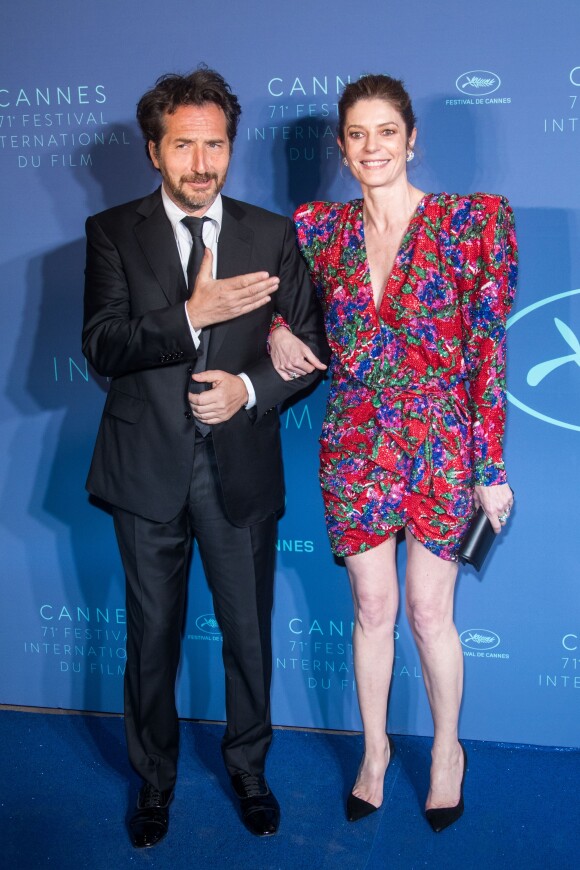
[473,483,514,534]
[269,327,327,381]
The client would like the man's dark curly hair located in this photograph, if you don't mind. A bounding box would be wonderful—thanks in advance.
[137,66,242,161]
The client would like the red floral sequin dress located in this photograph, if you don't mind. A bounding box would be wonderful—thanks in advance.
[293,193,518,560]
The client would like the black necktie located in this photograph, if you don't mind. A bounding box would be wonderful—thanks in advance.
[182,216,211,435]
[181,216,208,290]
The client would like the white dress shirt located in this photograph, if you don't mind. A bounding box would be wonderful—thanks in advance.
[160,186,256,408]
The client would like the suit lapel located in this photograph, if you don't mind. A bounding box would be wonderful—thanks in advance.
[134,189,187,305]
[209,197,254,362]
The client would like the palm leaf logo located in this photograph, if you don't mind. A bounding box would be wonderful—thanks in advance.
[461,76,496,90]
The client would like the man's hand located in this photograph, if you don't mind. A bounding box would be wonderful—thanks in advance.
[186,249,279,329]
[188,370,249,425]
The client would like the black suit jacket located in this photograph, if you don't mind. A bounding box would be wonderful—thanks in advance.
[83,188,328,526]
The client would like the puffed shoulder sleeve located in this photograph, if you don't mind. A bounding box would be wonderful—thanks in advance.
[293,201,335,295]
[459,195,518,486]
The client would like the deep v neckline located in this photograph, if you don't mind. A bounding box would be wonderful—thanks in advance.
[360,194,429,318]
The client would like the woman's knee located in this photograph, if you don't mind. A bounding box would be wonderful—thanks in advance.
[354,590,396,633]
[406,598,452,644]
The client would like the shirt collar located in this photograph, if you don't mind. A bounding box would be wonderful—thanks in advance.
[161,185,223,233]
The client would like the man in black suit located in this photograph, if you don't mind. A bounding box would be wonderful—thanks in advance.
[82,68,327,847]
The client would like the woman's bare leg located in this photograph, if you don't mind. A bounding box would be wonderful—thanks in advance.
[405,531,464,810]
[345,535,399,807]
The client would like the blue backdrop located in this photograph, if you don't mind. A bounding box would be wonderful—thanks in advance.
[1,1,578,747]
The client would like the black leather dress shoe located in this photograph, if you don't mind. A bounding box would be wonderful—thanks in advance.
[128,782,174,848]
[230,772,280,836]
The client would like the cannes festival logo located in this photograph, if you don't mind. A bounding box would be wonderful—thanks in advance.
[195,613,222,636]
[456,70,501,96]
[460,629,500,651]
[507,289,580,431]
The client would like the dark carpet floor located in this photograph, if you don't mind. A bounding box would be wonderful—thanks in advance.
[2,709,578,869]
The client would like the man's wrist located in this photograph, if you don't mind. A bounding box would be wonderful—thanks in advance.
[184,301,202,347]
[186,300,203,331]
[238,372,255,409]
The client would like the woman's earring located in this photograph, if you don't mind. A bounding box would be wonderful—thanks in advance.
[406,150,415,163]
[342,156,348,167]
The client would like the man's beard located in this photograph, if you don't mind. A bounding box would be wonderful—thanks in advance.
[168,171,225,212]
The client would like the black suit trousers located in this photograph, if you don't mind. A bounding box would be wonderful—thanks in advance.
[113,434,277,792]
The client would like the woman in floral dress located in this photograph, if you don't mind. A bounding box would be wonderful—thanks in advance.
[270,74,516,831]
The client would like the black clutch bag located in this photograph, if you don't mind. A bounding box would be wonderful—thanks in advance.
[458,507,496,571]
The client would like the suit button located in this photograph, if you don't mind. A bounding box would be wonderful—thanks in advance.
[184,411,193,420]
[187,366,193,374]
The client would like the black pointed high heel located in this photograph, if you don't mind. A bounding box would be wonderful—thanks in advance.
[346,735,395,822]
[425,743,467,833]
